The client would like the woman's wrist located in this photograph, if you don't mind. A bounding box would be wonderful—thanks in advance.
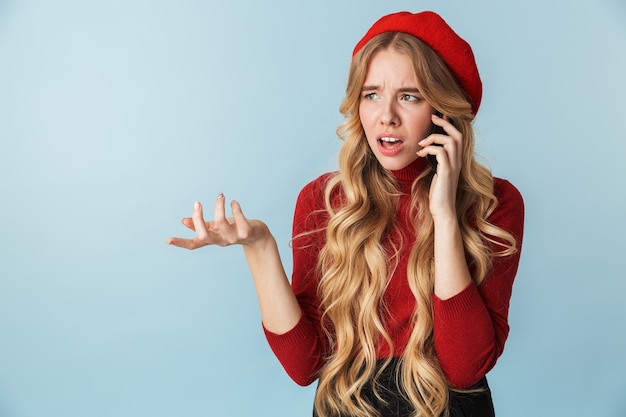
[432,210,458,229]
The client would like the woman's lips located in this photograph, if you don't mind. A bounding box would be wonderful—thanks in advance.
[377,136,405,156]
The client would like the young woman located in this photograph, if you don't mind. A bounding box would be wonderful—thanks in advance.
[169,10,524,417]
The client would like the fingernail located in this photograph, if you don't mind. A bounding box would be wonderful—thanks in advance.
[217,192,224,199]
[194,201,200,209]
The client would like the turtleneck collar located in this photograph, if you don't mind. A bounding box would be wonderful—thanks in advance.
[389,158,429,191]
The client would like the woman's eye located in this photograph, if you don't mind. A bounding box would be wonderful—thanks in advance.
[363,92,379,100]
[401,94,420,102]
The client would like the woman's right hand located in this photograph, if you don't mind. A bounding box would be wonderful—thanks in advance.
[169,193,302,334]
[168,193,269,250]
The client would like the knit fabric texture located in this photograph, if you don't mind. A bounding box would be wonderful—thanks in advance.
[263,159,525,388]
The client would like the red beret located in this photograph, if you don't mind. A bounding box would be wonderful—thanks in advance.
[353,11,482,115]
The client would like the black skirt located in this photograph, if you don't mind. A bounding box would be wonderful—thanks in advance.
[312,358,495,417]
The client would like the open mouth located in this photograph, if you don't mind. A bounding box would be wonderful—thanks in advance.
[377,136,404,156]
[379,136,402,149]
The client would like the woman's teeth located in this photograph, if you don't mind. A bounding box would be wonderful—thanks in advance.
[380,137,400,143]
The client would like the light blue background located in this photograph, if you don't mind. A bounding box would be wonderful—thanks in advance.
[1,0,625,416]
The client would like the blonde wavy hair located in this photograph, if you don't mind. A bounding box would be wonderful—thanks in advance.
[312,32,518,417]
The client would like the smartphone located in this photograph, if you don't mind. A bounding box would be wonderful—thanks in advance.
[427,112,445,171]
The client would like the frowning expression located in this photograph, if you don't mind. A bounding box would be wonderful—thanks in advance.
[359,48,435,171]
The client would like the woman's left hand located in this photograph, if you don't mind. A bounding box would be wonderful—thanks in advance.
[417,114,463,220]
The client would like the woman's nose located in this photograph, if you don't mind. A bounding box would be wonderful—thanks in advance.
[380,102,399,126]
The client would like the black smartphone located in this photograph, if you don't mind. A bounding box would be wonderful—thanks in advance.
[427,112,445,171]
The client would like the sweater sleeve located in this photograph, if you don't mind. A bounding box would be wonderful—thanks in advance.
[432,178,525,388]
[262,175,331,386]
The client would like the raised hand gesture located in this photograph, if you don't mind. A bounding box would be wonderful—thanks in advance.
[168,193,269,250]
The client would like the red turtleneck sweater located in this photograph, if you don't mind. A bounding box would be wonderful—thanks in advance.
[263,158,524,389]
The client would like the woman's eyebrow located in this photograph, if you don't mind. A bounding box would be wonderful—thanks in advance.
[398,87,422,93]
[361,85,422,93]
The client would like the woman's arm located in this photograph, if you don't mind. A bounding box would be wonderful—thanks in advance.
[169,187,329,385]
[431,181,524,387]
[418,116,525,387]
[418,114,472,299]
[262,176,332,385]
[168,194,301,334]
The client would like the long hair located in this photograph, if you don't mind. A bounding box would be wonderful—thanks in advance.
[313,32,518,417]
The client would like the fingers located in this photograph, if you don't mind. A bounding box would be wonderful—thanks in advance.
[427,114,461,144]
[168,200,213,250]
[214,193,227,223]
[182,216,213,231]
[230,199,245,224]
[211,193,237,246]
[191,201,209,240]
[181,217,195,230]
[167,236,203,250]
[418,114,463,172]
[231,200,253,241]
[419,145,449,168]
[169,194,256,250]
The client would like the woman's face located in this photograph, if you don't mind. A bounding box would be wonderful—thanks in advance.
[359,48,435,171]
